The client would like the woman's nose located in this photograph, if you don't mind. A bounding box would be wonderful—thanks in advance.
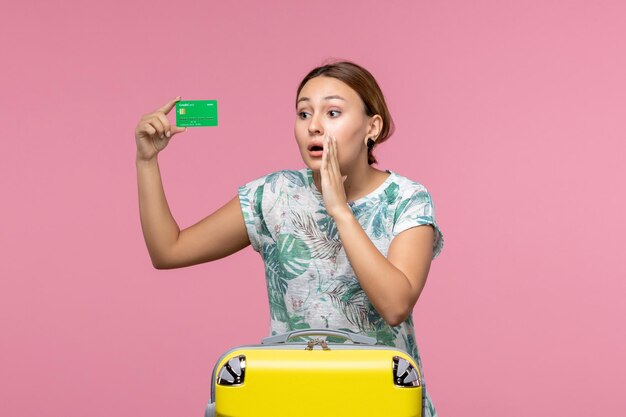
[307,114,324,136]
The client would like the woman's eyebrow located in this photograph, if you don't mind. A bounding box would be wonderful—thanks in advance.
[297,95,346,104]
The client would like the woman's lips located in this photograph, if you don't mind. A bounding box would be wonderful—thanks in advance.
[308,146,323,157]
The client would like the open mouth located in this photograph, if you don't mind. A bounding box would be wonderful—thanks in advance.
[308,145,323,158]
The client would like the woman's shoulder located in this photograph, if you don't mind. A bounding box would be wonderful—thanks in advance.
[387,170,432,198]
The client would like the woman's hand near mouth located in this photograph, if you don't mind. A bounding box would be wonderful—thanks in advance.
[320,134,350,219]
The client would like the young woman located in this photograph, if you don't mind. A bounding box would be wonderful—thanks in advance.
[135,60,444,416]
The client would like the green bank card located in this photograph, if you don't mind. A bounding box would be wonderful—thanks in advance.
[175,100,218,127]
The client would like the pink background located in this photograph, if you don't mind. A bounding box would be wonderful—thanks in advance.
[2,1,625,416]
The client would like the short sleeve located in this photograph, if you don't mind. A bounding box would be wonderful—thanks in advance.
[392,188,445,260]
[237,175,268,253]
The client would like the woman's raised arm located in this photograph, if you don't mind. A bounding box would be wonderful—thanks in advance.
[135,97,250,269]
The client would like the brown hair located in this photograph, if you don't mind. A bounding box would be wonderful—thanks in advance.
[295,60,395,165]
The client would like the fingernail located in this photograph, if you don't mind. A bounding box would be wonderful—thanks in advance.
[166,131,171,138]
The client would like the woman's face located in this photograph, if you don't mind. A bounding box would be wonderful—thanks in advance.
[294,76,373,173]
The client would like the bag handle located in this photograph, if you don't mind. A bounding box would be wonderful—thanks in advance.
[261,328,377,345]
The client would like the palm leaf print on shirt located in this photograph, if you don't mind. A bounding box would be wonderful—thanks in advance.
[397,190,432,220]
[276,233,311,279]
[290,211,342,260]
[253,184,272,238]
[371,183,401,238]
[265,170,307,193]
[263,242,290,322]
[263,234,311,322]
[349,182,399,240]
[324,275,373,332]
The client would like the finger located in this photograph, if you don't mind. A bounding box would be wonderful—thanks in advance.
[327,135,335,180]
[147,117,165,138]
[321,135,328,177]
[147,120,170,150]
[157,96,182,115]
[142,122,156,137]
[324,135,332,176]
[154,112,186,138]
[329,135,341,180]
[170,126,187,137]
[320,138,330,190]
[143,121,161,151]
[333,139,346,186]
[155,112,171,138]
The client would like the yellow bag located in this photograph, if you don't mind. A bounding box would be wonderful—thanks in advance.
[205,329,422,417]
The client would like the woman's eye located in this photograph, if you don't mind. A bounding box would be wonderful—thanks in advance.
[328,110,341,117]
[298,111,309,119]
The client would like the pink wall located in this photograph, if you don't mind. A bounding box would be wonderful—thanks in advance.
[2,1,625,416]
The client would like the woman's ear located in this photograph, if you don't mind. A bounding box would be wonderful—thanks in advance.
[367,114,383,140]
